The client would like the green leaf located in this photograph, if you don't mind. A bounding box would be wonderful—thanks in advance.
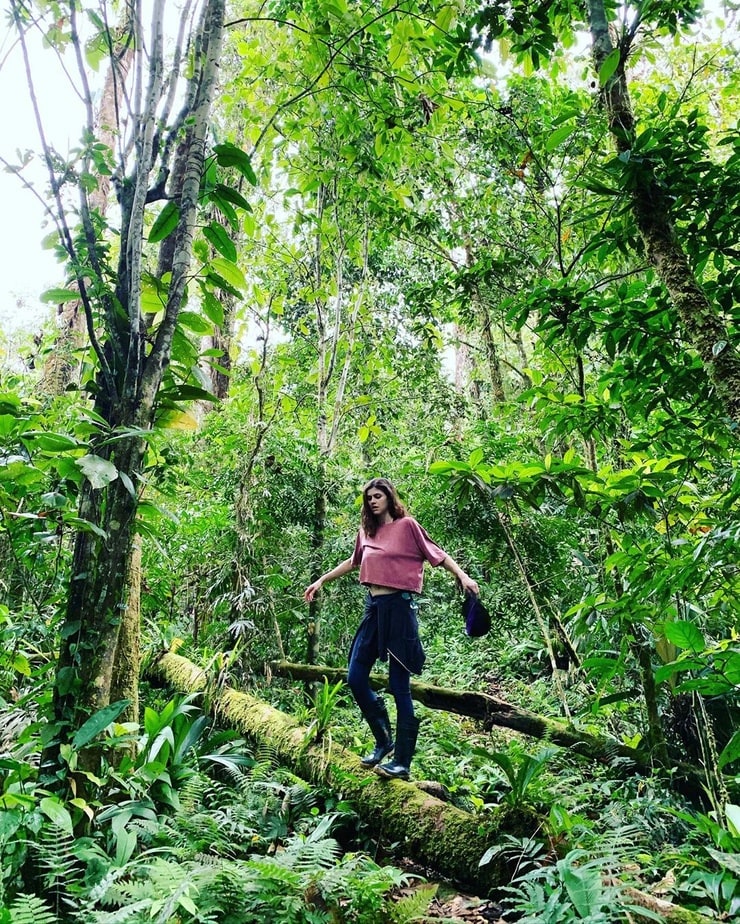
[560,861,603,917]
[13,653,31,676]
[203,221,237,261]
[76,454,119,489]
[201,290,225,326]
[210,257,246,292]
[213,183,252,211]
[160,384,220,404]
[663,621,705,652]
[72,700,130,749]
[468,448,485,468]
[119,471,136,498]
[40,287,78,304]
[39,797,74,835]
[23,431,79,452]
[545,123,575,152]
[0,461,45,485]
[718,731,740,770]
[213,142,258,185]
[63,515,108,539]
[178,310,213,335]
[725,803,740,837]
[706,846,740,877]
[598,48,621,86]
[149,201,180,243]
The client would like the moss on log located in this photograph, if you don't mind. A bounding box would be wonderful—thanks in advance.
[268,659,647,768]
[150,651,537,894]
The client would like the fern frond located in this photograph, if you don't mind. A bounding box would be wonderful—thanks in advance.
[84,898,152,923]
[177,771,211,813]
[388,883,438,923]
[246,855,304,890]
[32,823,83,913]
[250,742,279,780]
[8,893,57,924]
[276,834,342,872]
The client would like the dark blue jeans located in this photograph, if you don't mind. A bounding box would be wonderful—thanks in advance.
[347,591,423,723]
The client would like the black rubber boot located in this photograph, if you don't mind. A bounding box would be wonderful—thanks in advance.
[359,698,394,767]
[376,716,420,780]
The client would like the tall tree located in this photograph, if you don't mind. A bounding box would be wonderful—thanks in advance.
[9,0,228,764]
[472,0,740,425]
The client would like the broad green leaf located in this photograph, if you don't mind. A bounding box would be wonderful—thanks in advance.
[0,392,22,413]
[13,653,31,676]
[23,431,79,452]
[202,290,225,326]
[717,651,740,686]
[545,124,575,152]
[41,490,67,509]
[560,862,603,917]
[76,454,119,489]
[654,658,704,684]
[149,201,180,243]
[39,797,74,835]
[718,731,740,770]
[160,384,219,403]
[178,310,213,335]
[203,221,237,261]
[213,183,252,211]
[213,142,258,185]
[0,460,45,485]
[119,471,136,498]
[726,803,740,837]
[40,287,78,304]
[598,47,621,86]
[706,846,740,877]
[210,257,246,292]
[115,826,138,867]
[72,700,130,749]
[663,620,705,652]
[208,190,239,229]
[63,515,108,539]
[468,448,484,468]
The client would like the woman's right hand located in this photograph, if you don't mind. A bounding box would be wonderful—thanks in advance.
[303,579,323,603]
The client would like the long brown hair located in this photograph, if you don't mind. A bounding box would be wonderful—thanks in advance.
[361,477,408,537]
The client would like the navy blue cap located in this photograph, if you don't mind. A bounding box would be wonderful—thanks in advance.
[462,593,491,637]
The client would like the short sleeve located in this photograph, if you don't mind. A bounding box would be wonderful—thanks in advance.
[408,518,447,566]
[350,530,364,567]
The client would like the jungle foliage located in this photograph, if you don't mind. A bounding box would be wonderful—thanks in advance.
[0,0,739,920]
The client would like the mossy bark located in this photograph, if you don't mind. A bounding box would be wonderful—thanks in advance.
[150,651,539,894]
[268,659,648,767]
[110,537,142,724]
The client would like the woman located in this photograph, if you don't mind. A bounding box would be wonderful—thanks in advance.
[304,477,479,780]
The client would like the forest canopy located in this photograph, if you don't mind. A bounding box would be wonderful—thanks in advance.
[0,0,739,921]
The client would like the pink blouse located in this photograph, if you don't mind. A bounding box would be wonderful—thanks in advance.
[350,516,447,593]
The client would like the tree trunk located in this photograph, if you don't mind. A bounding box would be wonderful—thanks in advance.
[43,0,227,759]
[268,659,648,767]
[306,481,326,667]
[587,0,740,425]
[149,651,537,894]
[110,537,142,724]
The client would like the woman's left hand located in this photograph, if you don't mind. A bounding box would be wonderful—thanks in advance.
[460,574,479,596]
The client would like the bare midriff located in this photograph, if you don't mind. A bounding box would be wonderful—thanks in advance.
[367,584,399,596]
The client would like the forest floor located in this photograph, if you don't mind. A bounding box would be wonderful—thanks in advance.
[393,859,505,922]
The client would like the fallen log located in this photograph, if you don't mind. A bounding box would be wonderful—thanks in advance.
[267,660,648,768]
[149,652,706,923]
[149,651,537,894]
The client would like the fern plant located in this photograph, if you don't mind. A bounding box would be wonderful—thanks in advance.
[504,849,664,923]
[6,893,57,924]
